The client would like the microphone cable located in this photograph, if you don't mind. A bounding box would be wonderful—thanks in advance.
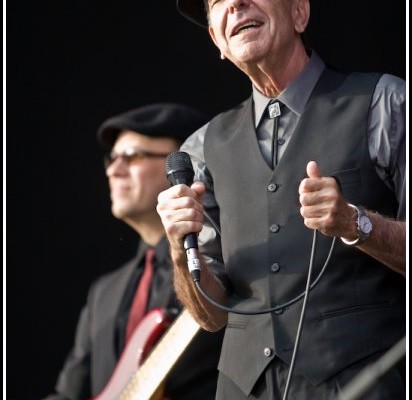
[192,227,336,400]
[167,151,337,315]
[281,229,318,400]
[166,151,337,399]
[191,215,337,315]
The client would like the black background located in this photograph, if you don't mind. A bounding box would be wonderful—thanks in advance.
[6,1,406,399]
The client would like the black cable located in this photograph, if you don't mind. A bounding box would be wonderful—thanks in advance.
[192,229,331,400]
[183,152,336,397]
[282,229,318,400]
[192,211,337,399]
[203,209,222,236]
[191,229,334,400]
[192,232,336,315]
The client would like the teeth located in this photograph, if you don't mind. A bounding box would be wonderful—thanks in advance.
[235,22,259,35]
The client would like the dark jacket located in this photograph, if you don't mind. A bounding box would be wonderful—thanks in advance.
[49,238,224,400]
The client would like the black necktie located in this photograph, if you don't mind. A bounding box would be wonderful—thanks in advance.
[267,100,284,168]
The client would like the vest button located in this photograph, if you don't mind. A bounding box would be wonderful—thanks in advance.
[269,224,280,233]
[270,263,280,273]
[263,347,273,357]
[267,183,278,192]
[277,138,286,145]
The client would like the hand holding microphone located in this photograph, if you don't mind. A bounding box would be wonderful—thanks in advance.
[160,151,204,281]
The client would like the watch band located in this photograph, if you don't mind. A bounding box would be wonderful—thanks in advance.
[341,204,372,246]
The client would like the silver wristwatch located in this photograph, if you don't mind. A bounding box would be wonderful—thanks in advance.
[341,204,373,246]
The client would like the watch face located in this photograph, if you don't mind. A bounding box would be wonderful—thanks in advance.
[359,215,373,234]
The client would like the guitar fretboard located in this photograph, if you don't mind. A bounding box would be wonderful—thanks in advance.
[118,309,200,400]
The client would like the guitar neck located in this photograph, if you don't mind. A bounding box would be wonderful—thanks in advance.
[121,308,201,399]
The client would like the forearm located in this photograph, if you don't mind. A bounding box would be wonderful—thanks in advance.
[171,247,228,332]
[357,212,406,276]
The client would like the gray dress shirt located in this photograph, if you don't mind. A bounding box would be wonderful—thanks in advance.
[181,52,406,272]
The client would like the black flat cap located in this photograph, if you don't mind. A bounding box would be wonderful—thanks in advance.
[177,0,208,28]
[97,102,209,149]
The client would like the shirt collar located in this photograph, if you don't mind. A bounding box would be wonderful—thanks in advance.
[253,51,325,128]
[136,236,170,266]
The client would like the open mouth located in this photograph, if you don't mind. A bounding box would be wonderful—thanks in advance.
[231,20,263,36]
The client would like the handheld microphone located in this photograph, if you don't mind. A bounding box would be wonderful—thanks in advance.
[166,151,201,281]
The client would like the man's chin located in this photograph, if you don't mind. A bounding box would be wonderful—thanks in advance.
[111,205,128,220]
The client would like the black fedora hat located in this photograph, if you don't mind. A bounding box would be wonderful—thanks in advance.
[177,0,208,28]
[97,102,209,149]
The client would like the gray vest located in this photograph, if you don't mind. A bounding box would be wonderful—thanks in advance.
[204,69,405,395]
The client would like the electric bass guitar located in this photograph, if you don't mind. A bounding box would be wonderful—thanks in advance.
[94,308,200,400]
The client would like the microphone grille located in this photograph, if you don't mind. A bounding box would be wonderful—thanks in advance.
[166,151,194,186]
[166,151,192,173]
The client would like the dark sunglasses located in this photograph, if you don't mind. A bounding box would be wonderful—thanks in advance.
[104,147,170,169]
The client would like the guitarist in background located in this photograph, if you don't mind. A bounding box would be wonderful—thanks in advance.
[44,103,224,400]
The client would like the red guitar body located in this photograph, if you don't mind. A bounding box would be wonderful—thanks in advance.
[93,308,173,400]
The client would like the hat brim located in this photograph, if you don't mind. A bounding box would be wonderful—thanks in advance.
[97,124,127,150]
[177,0,208,28]
[97,103,210,150]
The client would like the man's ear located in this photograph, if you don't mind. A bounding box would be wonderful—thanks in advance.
[209,26,219,48]
[293,0,310,33]
[208,26,226,59]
